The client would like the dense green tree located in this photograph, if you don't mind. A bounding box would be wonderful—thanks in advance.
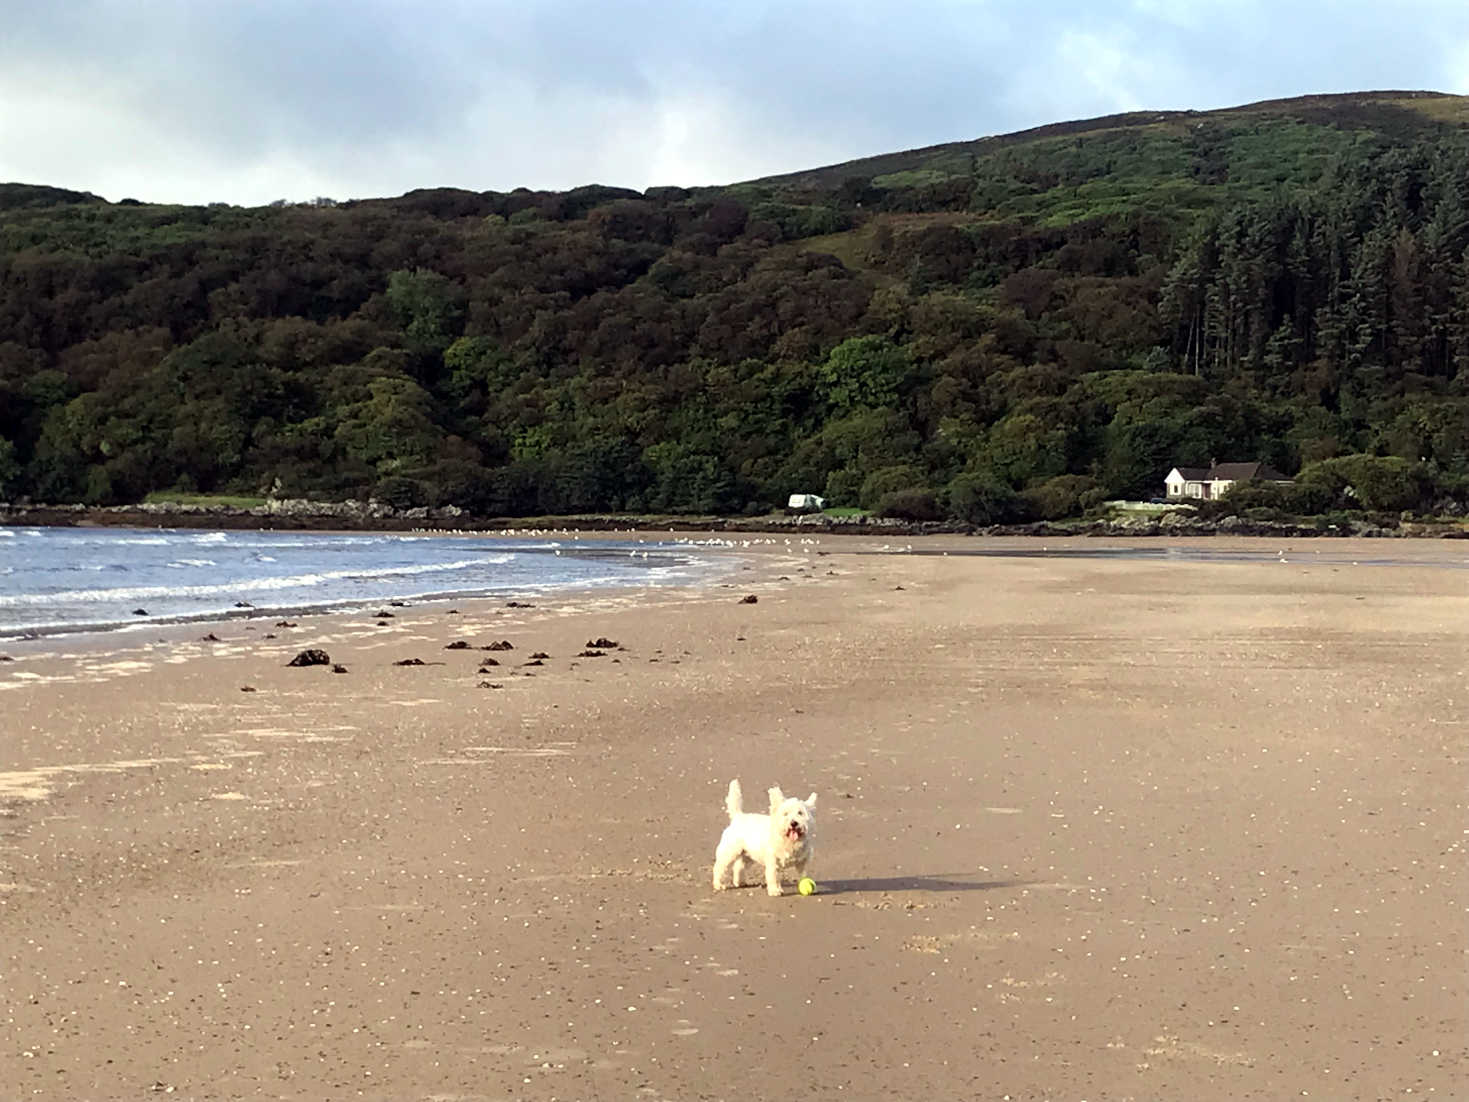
[0,435,19,497]
[817,336,911,413]
[334,376,443,473]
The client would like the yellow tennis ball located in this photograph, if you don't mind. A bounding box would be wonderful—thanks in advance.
[798,877,817,896]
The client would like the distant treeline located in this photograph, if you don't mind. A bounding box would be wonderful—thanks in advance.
[1,94,1466,522]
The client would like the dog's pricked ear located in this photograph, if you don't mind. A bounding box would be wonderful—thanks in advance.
[806,792,818,808]
[767,786,784,812]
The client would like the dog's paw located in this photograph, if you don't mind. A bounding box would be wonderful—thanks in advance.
[767,885,783,897]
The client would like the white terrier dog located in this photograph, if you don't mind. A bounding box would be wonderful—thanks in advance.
[711,779,817,896]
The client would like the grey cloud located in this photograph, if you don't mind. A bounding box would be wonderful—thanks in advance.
[0,0,1466,204]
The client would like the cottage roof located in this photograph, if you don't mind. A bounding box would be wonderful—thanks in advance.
[1170,462,1290,483]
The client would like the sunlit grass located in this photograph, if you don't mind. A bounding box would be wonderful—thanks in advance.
[143,492,267,508]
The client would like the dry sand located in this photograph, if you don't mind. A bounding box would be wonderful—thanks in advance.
[1,535,1465,1101]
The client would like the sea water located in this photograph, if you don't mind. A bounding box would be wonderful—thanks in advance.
[0,527,729,639]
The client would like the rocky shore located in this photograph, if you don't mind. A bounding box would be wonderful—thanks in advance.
[2,497,1466,538]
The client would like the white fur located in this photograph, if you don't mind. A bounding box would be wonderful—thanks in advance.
[711,779,818,896]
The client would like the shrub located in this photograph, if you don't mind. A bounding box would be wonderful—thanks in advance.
[1297,455,1433,513]
[1347,458,1433,513]
[1218,479,1295,512]
[372,475,429,509]
[1429,470,1469,516]
[1279,479,1338,515]
[823,467,863,507]
[83,465,115,506]
[410,460,497,512]
[946,472,1023,525]
[1018,474,1098,520]
[1078,485,1113,514]
[874,488,942,521]
[1189,497,1231,520]
[859,464,926,510]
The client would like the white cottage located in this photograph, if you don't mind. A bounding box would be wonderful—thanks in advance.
[1164,461,1291,501]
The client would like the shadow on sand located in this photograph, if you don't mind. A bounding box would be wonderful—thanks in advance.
[820,874,1027,895]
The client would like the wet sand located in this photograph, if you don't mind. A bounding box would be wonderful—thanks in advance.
[1,535,1465,1100]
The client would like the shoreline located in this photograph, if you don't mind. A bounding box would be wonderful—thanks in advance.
[5,499,1469,539]
[0,527,775,653]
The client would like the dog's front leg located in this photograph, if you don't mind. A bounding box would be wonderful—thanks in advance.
[765,860,783,896]
[712,845,733,891]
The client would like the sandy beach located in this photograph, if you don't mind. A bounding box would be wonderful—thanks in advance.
[1,535,1465,1101]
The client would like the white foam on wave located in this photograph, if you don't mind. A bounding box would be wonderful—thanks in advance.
[0,555,513,607]
[169,559,218,568]
[237,534,384,550]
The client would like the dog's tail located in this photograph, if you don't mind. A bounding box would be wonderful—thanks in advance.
[725,779,743,820]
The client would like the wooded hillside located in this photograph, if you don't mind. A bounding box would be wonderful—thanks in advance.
[2,91,1466,521]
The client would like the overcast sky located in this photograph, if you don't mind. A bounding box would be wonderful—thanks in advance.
[2,0,1467,206]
